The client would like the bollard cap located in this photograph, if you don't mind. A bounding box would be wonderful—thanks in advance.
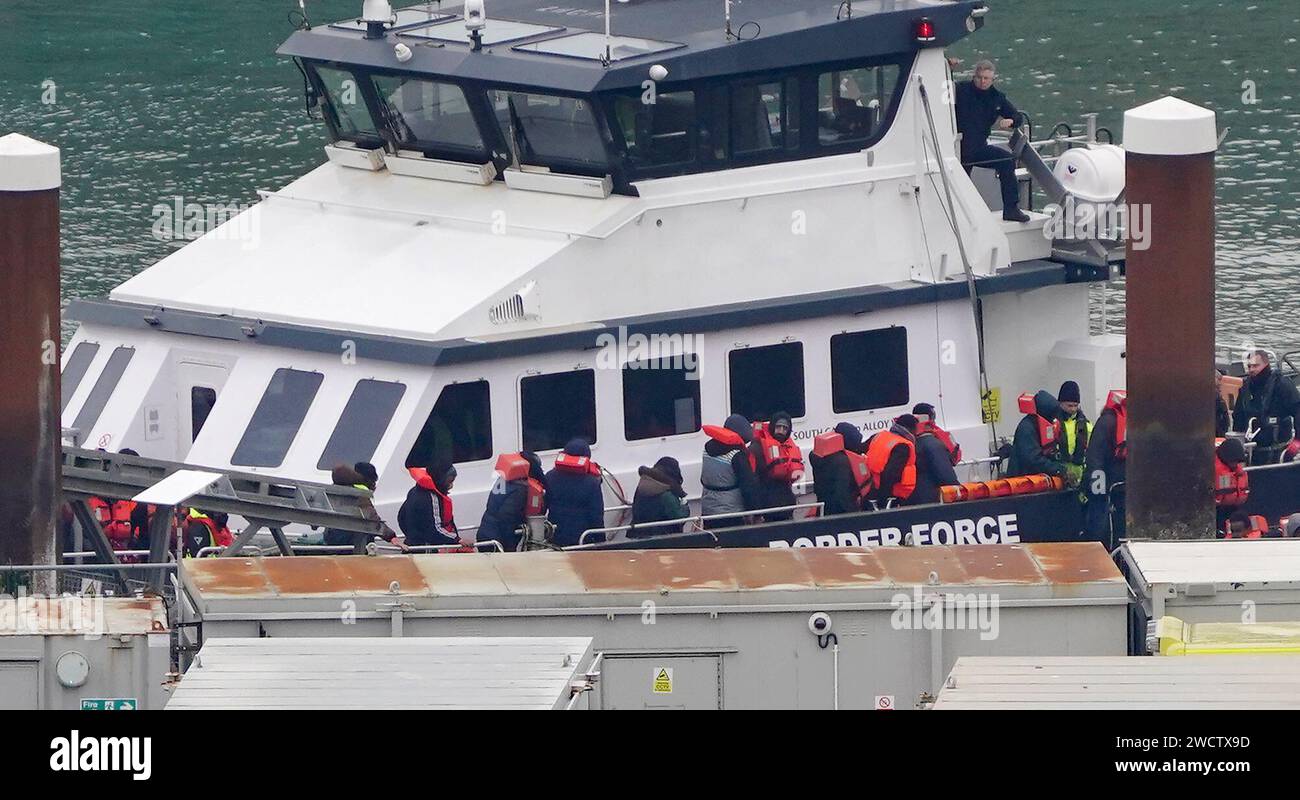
[0,133,61,191]
[1123,96,1218,156]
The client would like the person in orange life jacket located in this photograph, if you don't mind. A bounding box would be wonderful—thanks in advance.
[749,411,804,521]
[1008,390,1068,481]
[630,456,690,537]
[700,414,762,528]
[324,464,402,552]
[909,403,961,506]
[398,460,463,548]
[183,509,232,557]
[1223,509,1273,539]
[864,414,920,506]
[479,451,548,552]
[1084,390,1127,540]
[1213,436,1249,532]
[545,439,606,547]
[808,422,868,516]
[1234,350,1300,465]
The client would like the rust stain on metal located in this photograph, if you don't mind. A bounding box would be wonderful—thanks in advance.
[947,545,1044,585]
[725,548,818,590]
[797,549,889,588]
[653,550,740,591]
[1024,542,1123,584]
[259,555,428,596]
[873,546,969,586]
[184,558,273,597]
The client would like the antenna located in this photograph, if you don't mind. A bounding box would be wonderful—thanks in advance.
[602,0,611,66]
[725,0,734,40]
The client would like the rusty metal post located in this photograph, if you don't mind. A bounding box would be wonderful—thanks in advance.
[1123,98,1218,539]
[0,133,61,589]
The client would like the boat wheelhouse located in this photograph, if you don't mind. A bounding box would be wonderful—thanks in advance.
[61,0,1129,537]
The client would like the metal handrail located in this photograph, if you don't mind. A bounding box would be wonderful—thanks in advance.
[194,545,264,558]
[61,549,153,560]
[371,540,505,554]
[575,502,826,546]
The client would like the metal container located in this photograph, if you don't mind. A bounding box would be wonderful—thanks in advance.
[0,596,169,710]
[1117,539,1300,654]
[167,637,595,710]
[178,543,1128,710]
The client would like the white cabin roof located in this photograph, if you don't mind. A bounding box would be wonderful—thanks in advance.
[1121,539,1300,586]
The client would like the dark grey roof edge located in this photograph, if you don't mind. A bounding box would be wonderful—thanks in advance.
[67,259,1083,368]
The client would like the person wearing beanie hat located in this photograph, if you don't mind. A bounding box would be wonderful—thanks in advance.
[749,410,805,522]
[833,421,865,454]
[326,464,401,551]
[629,456,690,537]
[810,422,867,515]
[1054,381,1091,491]
[909,403,961,506]
[700,414,762,526]
[863,414,921,506]
[1009,390,1068,480]
[398,458,463,549]
[545,438,606,547]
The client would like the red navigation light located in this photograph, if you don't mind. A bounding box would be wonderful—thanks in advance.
[914,17,937,43]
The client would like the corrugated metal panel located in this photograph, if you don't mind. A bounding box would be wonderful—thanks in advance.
[166,637,593,710]
[0,596,166,636]
[183,543,1122,601]
[1124,539,1300,586]
[934,655,1300,709]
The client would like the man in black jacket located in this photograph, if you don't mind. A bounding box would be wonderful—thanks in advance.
[1233,350,1300,464]
[865,415,920,507]
[1009,390,1069,481]
[398,461,462,548]
[909,403,960,505]
[1085,394,1127,541]
[954,59,1030,223]
[1215,370,1232,438]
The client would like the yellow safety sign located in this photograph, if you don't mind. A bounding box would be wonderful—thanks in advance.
[981,387,1001,425]
[652,667,673,694]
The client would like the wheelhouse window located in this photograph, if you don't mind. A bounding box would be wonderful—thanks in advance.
[372,75,487,161]
[317,379,407,470]
[71,346,134,437]
[191,387,218,443]
[492,91,609,176]
[407,381,492,467]
[231,369,323,468]
[313,65,381,143]
[612,90,696,168]
[730,81,785,156]
[728,343,805,421]
[521,369,597,452]
[830,327,909,412]
[818,63,902,146]
[61,341,100,413]
[623,360,701,441]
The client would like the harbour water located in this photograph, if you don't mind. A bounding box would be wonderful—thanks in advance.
[2,0,1297,354]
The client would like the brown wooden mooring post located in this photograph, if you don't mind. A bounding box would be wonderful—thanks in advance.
[1123,97,1219,539]
[0,133,61,589]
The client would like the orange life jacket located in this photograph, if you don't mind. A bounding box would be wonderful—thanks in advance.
[188,510,233,550]
[917,420,962,466]
[1017,393,1062,456]
[1104,390,1128,460]
[88,497,135,549]
[554,452,603,477]
[752,424,805,483]
[703,424,757,472]
[1224,515,1269,539]
[812,432,870,501]
[526,477,547,515]
[1213,438,1249,507]
[865,430,917,500]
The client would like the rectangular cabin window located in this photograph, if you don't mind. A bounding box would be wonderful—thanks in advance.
[71,346,134,439]
[521,370,597,452]
[612,90,696,168]
[728,343,805,422]
[731,81,784,155]
[231,369,323,468]
[407,381,492,467]
[317,379,407,470]
[61,342,100,413]
[314,65,381,142]
[817,63,901,146]
[623,360,701,441]
[371,75,487,161]
[491,91,609,176]
[191,387,218,443]
[830,327,910,412]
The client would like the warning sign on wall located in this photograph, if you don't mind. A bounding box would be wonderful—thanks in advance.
[652,667,673,694]
[874,695,895,711]
[981,388,1001,425]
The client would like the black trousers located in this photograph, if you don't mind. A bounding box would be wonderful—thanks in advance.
[963,143,1021,211]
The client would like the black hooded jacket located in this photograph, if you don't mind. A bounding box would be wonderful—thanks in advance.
[629,464,689,537]
[1009,391,1067,478]
[1233,365,1299,453]
[910,433,961,505]
[809,423,863,516]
